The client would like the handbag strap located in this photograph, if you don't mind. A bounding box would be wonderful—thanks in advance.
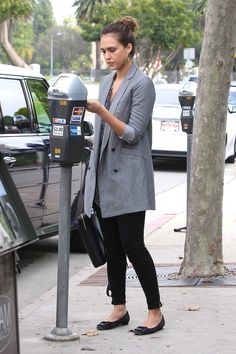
[76,162,88,217]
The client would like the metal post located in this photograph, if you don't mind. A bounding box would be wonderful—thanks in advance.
[50,35,53,77]
[173,133,192,233]
[44,165,80,341]
[186,133,192,212]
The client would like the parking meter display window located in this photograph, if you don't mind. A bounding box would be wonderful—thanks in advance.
[179,95,195,109]
[0,153,38,255]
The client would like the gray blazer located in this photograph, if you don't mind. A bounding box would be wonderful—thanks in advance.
[84,63,156,218]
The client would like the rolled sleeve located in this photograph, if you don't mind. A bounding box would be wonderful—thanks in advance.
[119,76,155,145]
[119,124,138,144]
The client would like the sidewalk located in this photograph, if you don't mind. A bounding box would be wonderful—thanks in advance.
[19,172,236,354]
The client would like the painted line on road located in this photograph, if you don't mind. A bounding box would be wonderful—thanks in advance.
[145,213,176,237]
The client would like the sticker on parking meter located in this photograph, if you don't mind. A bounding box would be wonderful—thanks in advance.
[70,126,81,136]
[182,110,191,117]
[70,107,84,123]
[53,118,66,124]
[54,148,61,159]
[53,125,64,136]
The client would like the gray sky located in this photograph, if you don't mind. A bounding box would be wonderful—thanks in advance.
[50,0,76,24]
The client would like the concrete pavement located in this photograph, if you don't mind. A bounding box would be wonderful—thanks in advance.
[19,167,236,354]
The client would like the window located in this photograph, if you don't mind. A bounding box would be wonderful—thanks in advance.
[0,78,31,133]
[228,90,236,105]
[27,79,51,133]
[155,87,181,106]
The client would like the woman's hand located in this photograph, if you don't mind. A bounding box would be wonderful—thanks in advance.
[87,100,125,137]
[87,101,104,115]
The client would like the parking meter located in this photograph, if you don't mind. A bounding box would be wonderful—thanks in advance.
[46,74,89,341]
[48,73,87,165]
[178,91,195,134]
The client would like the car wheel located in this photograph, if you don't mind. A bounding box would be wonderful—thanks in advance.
[70,229,86,253]
[226,154,235,163]
[226,139,236,163]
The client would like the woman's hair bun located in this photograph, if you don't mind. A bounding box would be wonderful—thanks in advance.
[116,16,139,32]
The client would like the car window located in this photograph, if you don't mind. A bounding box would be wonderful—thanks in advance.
[189,76,198,82]
[228,89,236,105]
[155,87,180,106]
[27,79,51,133]
[0,78,31,133]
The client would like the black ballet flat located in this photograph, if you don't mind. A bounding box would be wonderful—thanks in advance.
[97,312,130,330]
[134,315,165,336]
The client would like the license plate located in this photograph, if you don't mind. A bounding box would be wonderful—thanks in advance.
[160,120,179,132]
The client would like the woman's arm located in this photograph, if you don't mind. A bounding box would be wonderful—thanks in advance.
[87,75,155,144]
[87,101,126,137]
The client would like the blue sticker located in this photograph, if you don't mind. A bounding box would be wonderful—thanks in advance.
[70,126,81,136]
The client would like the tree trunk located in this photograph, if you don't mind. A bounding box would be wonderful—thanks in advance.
[0,21,30,69]
[180,0,236,277]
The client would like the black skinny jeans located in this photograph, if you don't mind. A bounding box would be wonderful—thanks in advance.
[97,209,161,309]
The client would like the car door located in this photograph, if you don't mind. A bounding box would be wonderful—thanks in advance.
[26,77,81,232]
[0,76,49,229]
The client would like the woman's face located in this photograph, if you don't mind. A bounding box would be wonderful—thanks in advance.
[100,34,132,71]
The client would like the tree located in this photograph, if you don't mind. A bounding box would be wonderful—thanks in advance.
[33,25,91,75]
[73,0,111,80]
[11,20,34,63]
[73,0,110,20]
[192,0,207,13]
[180,0,236,277]
[74,0,199,78]
[0,0,33,67]
[33,0,55,41]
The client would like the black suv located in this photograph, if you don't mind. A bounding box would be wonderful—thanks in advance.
[0,64,91,251]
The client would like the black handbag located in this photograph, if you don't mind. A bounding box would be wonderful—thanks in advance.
[78,211,106,268]
[76,163,106,268]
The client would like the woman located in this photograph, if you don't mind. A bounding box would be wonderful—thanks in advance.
[85,16,164,336]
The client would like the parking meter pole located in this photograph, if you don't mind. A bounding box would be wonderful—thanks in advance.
[174,91,195,233]
[44,165,80,341]
[186,134,192,211]
[56,166,71,330]
[174,133,192,233]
